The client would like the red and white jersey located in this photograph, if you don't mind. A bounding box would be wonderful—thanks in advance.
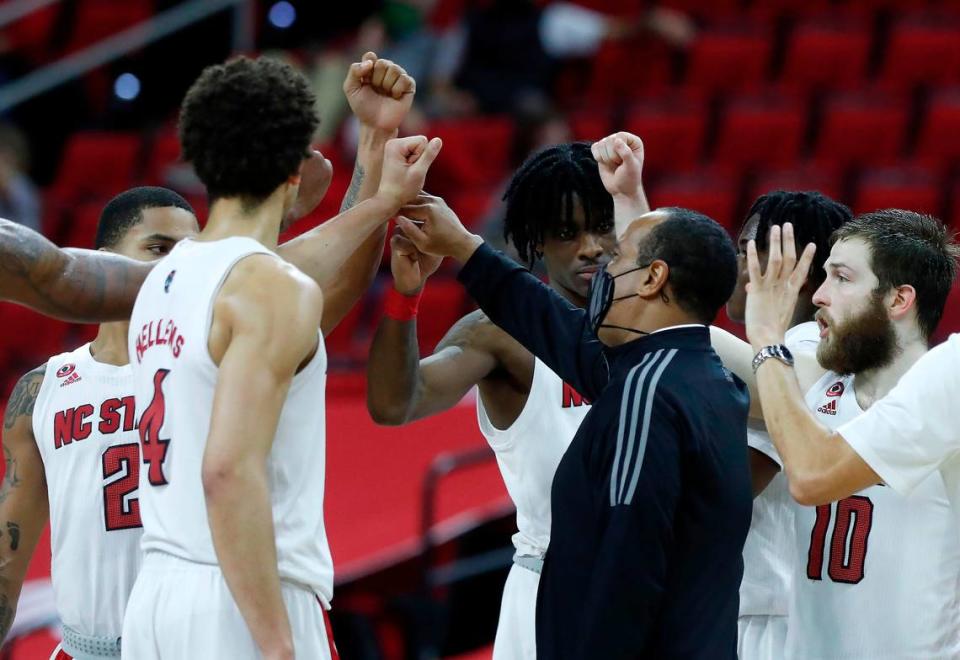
[127,237,333,604]
[787,370,960,659]
[477,357,591,558]
[32,343,142,639]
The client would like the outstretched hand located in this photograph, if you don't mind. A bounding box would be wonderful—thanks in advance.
[377,136,443,208]
[288,149,334,221]
[592,132,644,198]
[395,193,483,263]
[745,223,817,350]
[390,230,443,295]
[344,51,416,133]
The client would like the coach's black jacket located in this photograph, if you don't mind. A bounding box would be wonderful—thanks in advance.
[458,244,752,659]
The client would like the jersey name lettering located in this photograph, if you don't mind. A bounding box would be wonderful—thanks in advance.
[135,318,185,364]
[53,396,137,449]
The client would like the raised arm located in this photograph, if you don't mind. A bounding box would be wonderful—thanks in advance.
[278,53,418,335]
[201,257,323,660]
[397,195,608,400]
[367,233,504,424]
[0,366,50,642]
[0,219,149,322]
[591,132,650,241]
[746,224,879,504]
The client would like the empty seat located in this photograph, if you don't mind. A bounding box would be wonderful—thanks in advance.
[61,202,105,249]
[569,110,611,142]
[50,132,142,203]
[780,20,871,91]
[914,87,960,168]
[747,164,846,209]
[0,304,70,368]
[853,167,942,216]
[685,26,772,92]
[426,117,514,197]
[648,169,739,230]
[880,16,960,88]
[713,93,807,169]
[933,280,960,345]
[813,91,908,167]
[623,97,707,174]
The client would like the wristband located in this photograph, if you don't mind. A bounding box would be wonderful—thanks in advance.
[384,287,423,321]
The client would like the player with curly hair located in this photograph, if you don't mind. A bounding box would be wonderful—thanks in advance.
[118,55,440,660]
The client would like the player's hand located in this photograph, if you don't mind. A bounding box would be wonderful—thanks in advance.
[396,193,484,263]
[745,223,817,351]
[391,231,442,295]
[288,149,334,221]
[376,136,443,209]
[344,51,416,134]
[592,132,644,198]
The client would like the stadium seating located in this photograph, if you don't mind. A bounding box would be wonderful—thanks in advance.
[880,15,960,88]
[648,169,739,230]
[713,92,807,169]
[780,19,872,91]
[685,25,773,93]
[914,87,960,169]
[623,96,707,175]
[812,91,909,167]
[853,167,942,216]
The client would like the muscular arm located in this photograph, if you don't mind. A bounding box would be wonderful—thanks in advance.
[0,219,148,322]
[0,366,49,642]
[278,127,393,336]
[367,310,501,425]
[202,257,323,658]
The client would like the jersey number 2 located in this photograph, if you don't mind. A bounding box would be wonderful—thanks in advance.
[806,495,874,584]
[102,444,142,531]
[139,369,172,485]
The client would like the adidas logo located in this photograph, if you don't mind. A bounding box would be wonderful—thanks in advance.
[817,399,838,415]
[59,372,81,388]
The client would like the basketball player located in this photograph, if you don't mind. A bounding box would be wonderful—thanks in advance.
[720,192,849,660]
[119,56,439,659]
[366,137,647,659]
[0,188,200,659]
[0,50,412,333]
[731,213,960,657]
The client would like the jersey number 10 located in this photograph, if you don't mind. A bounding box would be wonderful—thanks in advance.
[806,495,874,584]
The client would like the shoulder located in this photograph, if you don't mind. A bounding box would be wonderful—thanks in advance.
[220,254,323,326]
[3,363,46,433]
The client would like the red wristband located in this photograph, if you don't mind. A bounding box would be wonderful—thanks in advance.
[384,287,423,321]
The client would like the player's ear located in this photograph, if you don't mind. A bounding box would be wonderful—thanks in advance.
[637,260,669,298]
[887,284,916,321]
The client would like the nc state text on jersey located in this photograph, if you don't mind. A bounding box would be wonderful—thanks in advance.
[135,319,185,363]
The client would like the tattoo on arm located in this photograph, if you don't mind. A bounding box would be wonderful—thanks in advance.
[0,592,12,639]
[5,524,18,552]
[340,162,366,212]
[3,367,43,431]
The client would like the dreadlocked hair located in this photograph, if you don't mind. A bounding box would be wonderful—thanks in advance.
[745,190,852,289]
[502,142,613,268]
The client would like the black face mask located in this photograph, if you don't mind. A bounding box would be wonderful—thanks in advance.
[587,263,652,338]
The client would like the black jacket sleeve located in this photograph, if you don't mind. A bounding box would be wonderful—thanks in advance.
[577,391,683,658]
[457,242,608,399]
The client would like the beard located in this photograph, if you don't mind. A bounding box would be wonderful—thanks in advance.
[816,293,900,375]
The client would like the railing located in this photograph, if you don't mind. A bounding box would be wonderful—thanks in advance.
[0,0,255,112]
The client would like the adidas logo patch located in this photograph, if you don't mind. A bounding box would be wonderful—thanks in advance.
[817,399,838,415]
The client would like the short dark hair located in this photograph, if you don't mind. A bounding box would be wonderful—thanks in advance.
[831,209,960,340]
[744,190,852,289]
[96,186,195,249]
[636,207,738,324]
[503,142,613,267]
[179,56,318,204]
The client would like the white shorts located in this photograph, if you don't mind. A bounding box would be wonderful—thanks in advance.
[120,552,337,660]
[492,563,540,660]
[738,614,787,660]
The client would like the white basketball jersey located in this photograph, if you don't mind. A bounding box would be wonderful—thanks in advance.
[740,321,819,617]
[32,343,142,638]
[127,237,333,604]
[477,357,591,558]
[787,370,960,659]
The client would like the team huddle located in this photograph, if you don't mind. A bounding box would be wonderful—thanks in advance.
[0,50,956,660]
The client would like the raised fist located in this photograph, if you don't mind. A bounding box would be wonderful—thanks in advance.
[377,136,443,208]
[395,193,480,263]
[592,132,645,198]
[344,52,416,133]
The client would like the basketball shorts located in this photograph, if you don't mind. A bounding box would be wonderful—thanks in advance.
[120,552,337,659]
[492,563,540,660]
[737,614,788,660]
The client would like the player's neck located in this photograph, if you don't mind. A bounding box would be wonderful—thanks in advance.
[853,338,927,409]
[201,194,286,249]
[546,278,587,309]
[89,321,131,367]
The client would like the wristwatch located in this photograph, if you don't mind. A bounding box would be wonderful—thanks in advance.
[752,344,794,373]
